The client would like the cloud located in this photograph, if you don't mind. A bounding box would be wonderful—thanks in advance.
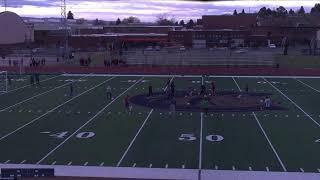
[0,0,318,21]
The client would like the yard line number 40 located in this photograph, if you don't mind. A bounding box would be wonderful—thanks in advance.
[179,134,224,142]
[48,131,95,139]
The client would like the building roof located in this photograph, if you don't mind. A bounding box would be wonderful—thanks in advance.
[72,33,168,37]
[202,15,257,29]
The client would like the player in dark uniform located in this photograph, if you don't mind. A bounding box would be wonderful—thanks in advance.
[170,81,175,97]
[69,82,74,97]
[148,84,153,97]
[200,84,206,95]
[30,74,35,86]
[124,95,130,113]
[211,81,216,96]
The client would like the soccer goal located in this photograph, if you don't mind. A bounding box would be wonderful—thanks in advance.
[0,71,8,93]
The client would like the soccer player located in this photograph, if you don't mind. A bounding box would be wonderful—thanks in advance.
[148,84,153,97]
[170,81,175,97]
[211,81,216,96]
[106,85,112,100]
[35,74,40,85]
[169,98,176,118]
[200,84,206,95]
[69,81,74,97]
[202,95,210,115]
[124,95,130,113]
[245,84,249,92]
[264,96,271,109]
[30,74,35,86]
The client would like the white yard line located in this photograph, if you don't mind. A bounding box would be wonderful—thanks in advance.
[0,76,88,112]
[233,77,287,172]
[117,76,174,167]
[0,75,61,96]
[0,76,116,141]
[117,109,154,167]
[252,112,287,172]
[264,78,320,128]
[36,77,144,164]
[164,76,174,92]
[295,79,320,93]
[199,112,204,170]
[64,73,320,79]
[232,77,242,92]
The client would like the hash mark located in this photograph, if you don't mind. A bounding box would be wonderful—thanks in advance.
[20,160,26,164]
[300,168,304,172]
[84,162,88,166]
[68,161,72,166]
[132,163,136,167]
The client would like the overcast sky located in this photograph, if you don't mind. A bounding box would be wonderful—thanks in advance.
[1,0,318,21]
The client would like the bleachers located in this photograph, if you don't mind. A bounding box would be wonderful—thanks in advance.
[123,48,278,67]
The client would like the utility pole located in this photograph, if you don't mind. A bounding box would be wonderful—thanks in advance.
[4,0,7,11]
[61,0,69,62]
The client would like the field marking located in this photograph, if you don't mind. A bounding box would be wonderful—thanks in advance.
[0,75,61,96]
[0,76,116,141]
[199,112,204,170]
[264,78,320,128]
[36,77,144,164]
[164,76,174,92]
[63,73,320,79]
[0,76,88,112]
[116,109,154,167]
[4,160,10,164]
[20,160,26,164]
[252,113,287,172]
[233,77,287,172]
[117,76,173,167]
[295,79,320,93]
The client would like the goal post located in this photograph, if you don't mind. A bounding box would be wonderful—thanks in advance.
[0,71,8,93]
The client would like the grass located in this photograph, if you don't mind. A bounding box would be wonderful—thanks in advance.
[1,74,320,173]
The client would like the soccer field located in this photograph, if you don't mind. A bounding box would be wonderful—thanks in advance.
[1,74,320,176]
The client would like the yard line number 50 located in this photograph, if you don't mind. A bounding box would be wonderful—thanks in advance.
[179,133,224,142]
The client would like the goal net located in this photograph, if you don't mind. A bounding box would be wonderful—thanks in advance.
[0,71,8,93]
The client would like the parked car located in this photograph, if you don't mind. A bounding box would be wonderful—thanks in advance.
[268,44,276,48]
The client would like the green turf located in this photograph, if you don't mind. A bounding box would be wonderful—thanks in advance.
[1,74,320,173]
